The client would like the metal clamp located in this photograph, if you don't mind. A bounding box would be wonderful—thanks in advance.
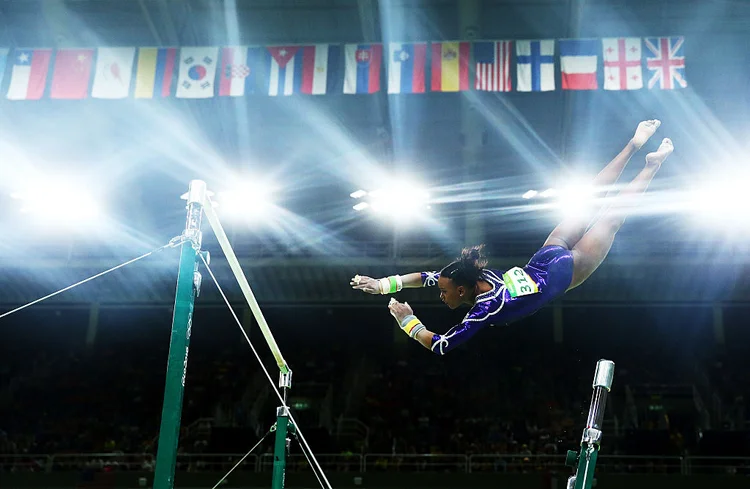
[279,370,293,389]
[582,427,602,445]
[593,360,615,391]
[193,271,203,297]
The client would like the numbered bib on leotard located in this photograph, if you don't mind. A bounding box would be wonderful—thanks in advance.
[502,267,539,298]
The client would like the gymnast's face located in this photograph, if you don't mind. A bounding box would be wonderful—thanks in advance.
[438,276,465,309]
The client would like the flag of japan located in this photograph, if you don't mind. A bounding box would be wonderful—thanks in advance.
[92,47,136,99]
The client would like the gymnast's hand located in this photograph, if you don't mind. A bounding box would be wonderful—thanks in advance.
[350,275,382,294]
[387,298,413,324]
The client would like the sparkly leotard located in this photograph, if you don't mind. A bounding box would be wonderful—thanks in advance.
[422,245,574,355]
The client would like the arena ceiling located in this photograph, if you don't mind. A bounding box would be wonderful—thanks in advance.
[1,0,749,307]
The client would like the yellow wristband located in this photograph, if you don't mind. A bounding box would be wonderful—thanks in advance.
[402,318,422,336]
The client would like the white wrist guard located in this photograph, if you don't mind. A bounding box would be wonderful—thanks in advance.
[379,275,403,294]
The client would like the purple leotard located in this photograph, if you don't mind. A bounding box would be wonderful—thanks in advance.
[421,245,574,355]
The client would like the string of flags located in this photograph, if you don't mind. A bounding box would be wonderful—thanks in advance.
[0,37,686,101]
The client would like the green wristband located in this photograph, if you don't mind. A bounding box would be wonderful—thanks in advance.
[388,276,399,294]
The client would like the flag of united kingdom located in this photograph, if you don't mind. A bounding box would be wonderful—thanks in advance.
[645,36,686,90]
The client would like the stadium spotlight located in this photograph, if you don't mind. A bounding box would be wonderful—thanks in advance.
[521,179,598,219]
[555,182,597,218]
[215,179,278,223]
[10,180,103,227]
[350,182,431,222]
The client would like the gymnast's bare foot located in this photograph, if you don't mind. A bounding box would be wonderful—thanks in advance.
[632,119,661,149]
[645,138,674,168]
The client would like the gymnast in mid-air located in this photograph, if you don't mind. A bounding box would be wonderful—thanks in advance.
[351,120,674,355]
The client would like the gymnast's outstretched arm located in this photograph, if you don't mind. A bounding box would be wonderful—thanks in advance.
[350,271,439,295]
[387,298,487,355]
[386,298,437,349]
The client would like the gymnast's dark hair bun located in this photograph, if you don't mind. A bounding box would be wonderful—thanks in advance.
[460,244,488,270]
[440,244,488,287]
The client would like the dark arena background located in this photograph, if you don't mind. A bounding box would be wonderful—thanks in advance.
[1,1,750,488]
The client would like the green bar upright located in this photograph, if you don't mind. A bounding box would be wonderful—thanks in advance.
[272,408,291,489]
[153,180,206,489]
[272,372,295,489]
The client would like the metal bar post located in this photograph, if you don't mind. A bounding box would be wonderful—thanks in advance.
[272,371,295,489]
[566,359,615,489]
[153,180,207,489]
[201,196,334,489]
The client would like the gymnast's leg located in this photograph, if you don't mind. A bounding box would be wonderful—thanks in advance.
[567,138,674,290]
[543,120,662,250]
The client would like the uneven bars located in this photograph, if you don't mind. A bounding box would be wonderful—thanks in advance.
[565,359,615,489]
[202,193,289,374]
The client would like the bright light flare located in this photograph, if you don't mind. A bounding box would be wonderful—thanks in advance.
[349,180,432,224]
[687,178,750,229]
[215,180,278,223]
[369,185,430,218]
[10,181,102,225]
[521,180,599,219]
[556,182,597,218]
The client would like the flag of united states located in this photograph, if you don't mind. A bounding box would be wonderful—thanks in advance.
[474,40,512,92]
